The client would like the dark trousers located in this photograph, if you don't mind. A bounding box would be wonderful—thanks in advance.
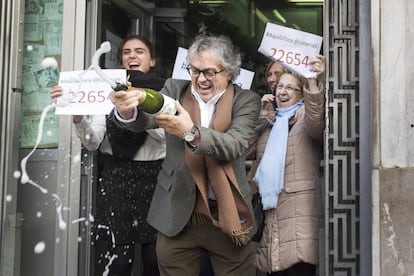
[200,250,214,276]
[156,222,255,276]
[268,262,316,276]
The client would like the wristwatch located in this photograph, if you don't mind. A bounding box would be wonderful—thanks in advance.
[183,125,197,143]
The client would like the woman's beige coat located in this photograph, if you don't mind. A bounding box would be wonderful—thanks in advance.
[247,83,325,273]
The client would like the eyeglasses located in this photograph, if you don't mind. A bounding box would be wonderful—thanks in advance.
[275,83,302,93]
[186,66,225,80]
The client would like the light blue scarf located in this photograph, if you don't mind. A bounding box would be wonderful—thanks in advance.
[253,102,304,210]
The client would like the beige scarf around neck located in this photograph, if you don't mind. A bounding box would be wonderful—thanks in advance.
[182,83,253,246]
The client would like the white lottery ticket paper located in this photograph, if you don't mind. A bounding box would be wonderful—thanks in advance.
[258,23,322,78]
[56,69,126,115]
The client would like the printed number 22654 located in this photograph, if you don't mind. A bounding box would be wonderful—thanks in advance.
[270,48,310,67]
[68,90,108,103]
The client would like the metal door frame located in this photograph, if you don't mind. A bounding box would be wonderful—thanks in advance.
[0,0,25,275]
[324,0,372,275]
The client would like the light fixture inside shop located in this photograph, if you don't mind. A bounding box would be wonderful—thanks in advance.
[273,9,287,24]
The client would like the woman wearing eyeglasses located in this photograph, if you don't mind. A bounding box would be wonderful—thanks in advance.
[109,34,261,276]
[247,55,325,276]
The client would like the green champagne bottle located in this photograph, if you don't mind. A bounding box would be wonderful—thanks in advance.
[135,87,176,114]
[114,83,176,115]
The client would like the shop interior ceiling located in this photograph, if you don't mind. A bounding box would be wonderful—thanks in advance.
[124,0,323,35]
[115,0,322,91]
